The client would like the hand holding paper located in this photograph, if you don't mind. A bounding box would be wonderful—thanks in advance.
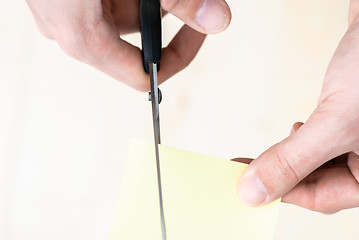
[109,140,280,240]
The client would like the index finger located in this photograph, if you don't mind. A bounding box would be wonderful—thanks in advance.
[59,18,205,91]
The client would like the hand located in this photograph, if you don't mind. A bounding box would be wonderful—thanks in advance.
[236,1,359,214]
[25,0,231,91]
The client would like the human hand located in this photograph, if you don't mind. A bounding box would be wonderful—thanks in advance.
[25,0,231,91]
[236,1,359,213]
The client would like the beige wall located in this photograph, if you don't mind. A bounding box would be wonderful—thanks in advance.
[1,0,358,239]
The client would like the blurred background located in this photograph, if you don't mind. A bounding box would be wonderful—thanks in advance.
[1,0,359,239]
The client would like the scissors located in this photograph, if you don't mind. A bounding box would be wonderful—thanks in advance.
[140,1,167,239]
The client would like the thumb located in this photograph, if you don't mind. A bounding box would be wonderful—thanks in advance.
[237,105,350,206]
[160,0,231,34]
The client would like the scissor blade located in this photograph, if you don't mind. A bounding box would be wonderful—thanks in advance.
[149,62,167,240]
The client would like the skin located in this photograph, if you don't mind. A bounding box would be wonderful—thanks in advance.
[26,0,359,213]
[25,0,231,91]
[236,0,359,214]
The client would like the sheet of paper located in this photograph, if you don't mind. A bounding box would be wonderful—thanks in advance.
[109,139,280,240]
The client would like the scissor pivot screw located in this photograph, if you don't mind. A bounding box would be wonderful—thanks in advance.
[148,88,162,104]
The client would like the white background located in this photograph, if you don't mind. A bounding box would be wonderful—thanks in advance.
[1,0,359,239]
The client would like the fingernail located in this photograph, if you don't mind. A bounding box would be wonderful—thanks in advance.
[238,174,268,206]
[196,0,231,33]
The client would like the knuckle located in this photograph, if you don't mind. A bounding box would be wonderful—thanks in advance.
[116,69,152,92]
[132,79,151,92]
[315,204,339,214]
[160,0,180,11]
[34,20,55,40]
[56,19,104,62]
[35,24,54,39]
[39,29,55,40]
[57,34,85,60]
[273,147,300,183]
[319,209,339,214]
[304,173,341,214]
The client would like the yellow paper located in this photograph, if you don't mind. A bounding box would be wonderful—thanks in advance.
[109,140,280,240]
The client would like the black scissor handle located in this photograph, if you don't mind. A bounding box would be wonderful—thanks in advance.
[140,0,162,73]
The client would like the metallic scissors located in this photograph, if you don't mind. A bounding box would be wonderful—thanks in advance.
[140,1,167,239]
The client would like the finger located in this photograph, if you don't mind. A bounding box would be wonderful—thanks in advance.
[290,123,348,169]
[230,146,347,174]
[158,24,206,81]
[25,1,54,39]
[231,158,254,165]
[348,152,359,183]
[160,0,231,34]
[56,17,151,91]
[57,18,206,91]
[282,166,359,213]
[232,123,304,168]
[290,122,304,135]
[110,0,140,34]
[237,103,352,207]
[319,153,349,169]
[109,1,167,34]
